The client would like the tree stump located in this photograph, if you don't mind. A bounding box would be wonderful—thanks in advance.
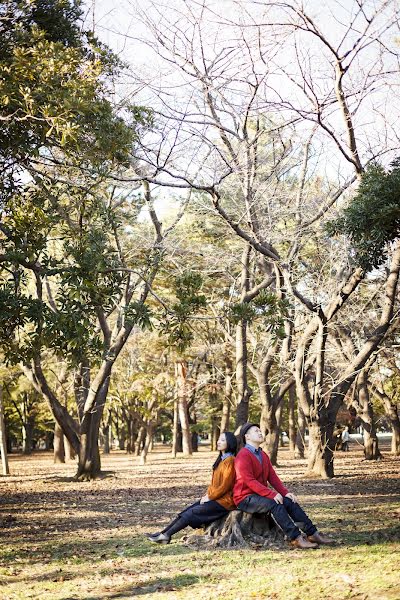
[183,510,296,550]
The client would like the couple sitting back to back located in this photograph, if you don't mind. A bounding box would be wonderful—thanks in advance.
[146,423,333,549]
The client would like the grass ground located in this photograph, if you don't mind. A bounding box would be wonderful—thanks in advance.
[0,443,399,600]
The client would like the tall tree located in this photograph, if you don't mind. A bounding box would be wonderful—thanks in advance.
[0,0,159,479]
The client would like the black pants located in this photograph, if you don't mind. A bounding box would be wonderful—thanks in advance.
[237,495,317,541]
[178,500,229,529]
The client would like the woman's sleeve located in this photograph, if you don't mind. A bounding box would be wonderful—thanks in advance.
[207,459,235,500]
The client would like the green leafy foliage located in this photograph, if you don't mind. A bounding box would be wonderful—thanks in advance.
[0,183,132,364]
[0,0,151,207]
[326,159,400,271]
[0,0,83,50]
[160,271,207,352]
[0,0,154,372]
[0,283,45,363]
[226,290,289,339]
[124,302,153,330]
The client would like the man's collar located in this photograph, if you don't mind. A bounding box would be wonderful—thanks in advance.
[245,443,261,454]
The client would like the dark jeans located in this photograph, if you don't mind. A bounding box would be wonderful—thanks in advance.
[179,500,228,529]
[237,494,317,541]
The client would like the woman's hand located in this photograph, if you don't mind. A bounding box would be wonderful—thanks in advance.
[200,494,209,504]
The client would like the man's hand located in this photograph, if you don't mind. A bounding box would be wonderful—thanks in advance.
[274,493,284,504]
[285,493,298,503]
[200,494,209,504]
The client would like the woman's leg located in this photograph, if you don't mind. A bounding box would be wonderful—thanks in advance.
[146,502,201,543]
[147,501,227,544]
[181,501,228,529]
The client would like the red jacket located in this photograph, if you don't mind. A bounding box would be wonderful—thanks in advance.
[233,447,289,506]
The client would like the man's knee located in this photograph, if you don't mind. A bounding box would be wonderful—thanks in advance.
[283,496,294,508]
[270,502,287,514]
[238,495,275,514]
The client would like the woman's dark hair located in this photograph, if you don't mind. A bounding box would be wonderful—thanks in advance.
[212,431,238,470]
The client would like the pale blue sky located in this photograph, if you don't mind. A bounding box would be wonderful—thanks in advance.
[84,0,400,190]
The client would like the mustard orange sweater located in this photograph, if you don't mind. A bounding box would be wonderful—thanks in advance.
[207,456,236,510]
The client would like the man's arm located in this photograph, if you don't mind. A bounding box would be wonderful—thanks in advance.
[265,455,289,497]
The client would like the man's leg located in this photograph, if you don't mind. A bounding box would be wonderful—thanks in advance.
[282,498,335,545]
[237,495,302,541]
[282,496,317,537]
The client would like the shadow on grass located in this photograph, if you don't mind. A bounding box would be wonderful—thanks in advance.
[41,470,117,483]
[0,534,193,570]
[340,524,400,547]
[74,573,200,599]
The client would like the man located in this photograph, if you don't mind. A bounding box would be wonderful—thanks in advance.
[234,423,334,549]
[341,426,350,451]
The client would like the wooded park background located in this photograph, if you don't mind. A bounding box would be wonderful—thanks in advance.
[2,0,400,479]
[1,1,400,599]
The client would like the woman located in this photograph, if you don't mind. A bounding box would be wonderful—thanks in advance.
[146,431,237,544]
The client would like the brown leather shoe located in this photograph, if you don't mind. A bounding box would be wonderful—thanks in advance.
[290,535,319,549]
[307,531,335,545]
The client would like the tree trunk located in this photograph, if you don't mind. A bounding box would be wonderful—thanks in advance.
[64,435,76,460]
[189,406,198,452]
[22,419,34,455]
[140,423,154,465]
[54,422,65,464]
[259,360,280,465]
[75,378,109,480]
[118,429,126,451]
[380,393,400,455]
[235,320,252,427]
[288,387,297,456]
[191,430,199,452]
[176,361,192,456]
[76,410,101,480]
[220,352,232,432]
[128,427,138,455]
[295,405,306,459]
[363,430,382,460]
[235,245,253,428]
[391,420,400,456]
[135,426,146,457]
[210,416,220,451]
[176,426,183,452]
[0,386,10,476]
[262,407,280,466]
[306,414,336,478]
[277,401,284,448]
[356,371,382,460]
[102,423,110,454]
[45,431,52,451]
[172,398,179,457]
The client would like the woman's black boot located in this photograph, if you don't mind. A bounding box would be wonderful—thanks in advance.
[146,516,188,544]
